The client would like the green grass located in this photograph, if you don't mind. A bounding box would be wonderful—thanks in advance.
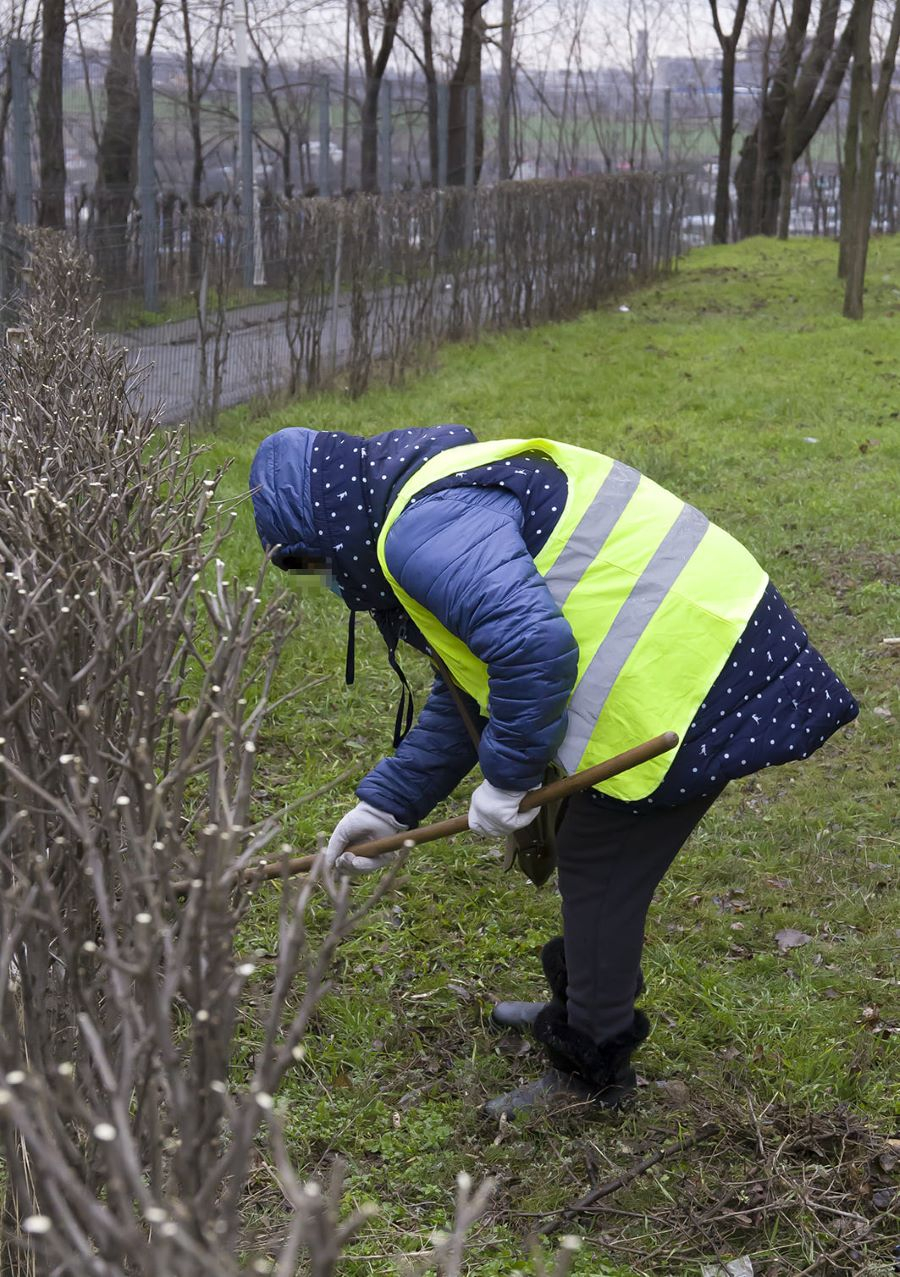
[204,237,899,1274]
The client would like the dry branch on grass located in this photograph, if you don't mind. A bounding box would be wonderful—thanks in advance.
[515,1097,897,1275]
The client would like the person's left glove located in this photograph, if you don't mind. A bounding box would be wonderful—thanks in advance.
[324,802,408,876]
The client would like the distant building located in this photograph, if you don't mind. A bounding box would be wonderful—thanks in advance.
[655,56,720,93]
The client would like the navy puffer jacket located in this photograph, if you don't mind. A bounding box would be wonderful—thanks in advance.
[251,426,858,826]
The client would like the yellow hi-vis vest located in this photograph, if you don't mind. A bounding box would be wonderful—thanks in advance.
[376,439,769,801]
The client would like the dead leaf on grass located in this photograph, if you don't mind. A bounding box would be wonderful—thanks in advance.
[765,875,792,890]
[872,705,894,721]
[775,927,812,953]
[700,1257,754,1277]
[655,1078,691,1107]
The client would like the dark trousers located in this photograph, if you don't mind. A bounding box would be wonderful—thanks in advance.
[556,790,719,1043]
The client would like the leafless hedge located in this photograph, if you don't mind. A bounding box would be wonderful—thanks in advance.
[0,235,536,1276]
[276,174,679,403]
[103,173,684,425]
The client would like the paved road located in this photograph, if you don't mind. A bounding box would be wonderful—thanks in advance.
[115,265,499,424]
[116,293,355,424]
[114,254,634,424]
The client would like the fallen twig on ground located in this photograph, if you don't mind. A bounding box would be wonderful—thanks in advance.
[538,1122,722,1236]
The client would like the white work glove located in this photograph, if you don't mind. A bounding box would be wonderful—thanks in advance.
[468,780,540,839]
[324,802,407,876]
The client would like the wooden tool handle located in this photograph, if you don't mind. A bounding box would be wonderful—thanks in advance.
[260,731,678,882]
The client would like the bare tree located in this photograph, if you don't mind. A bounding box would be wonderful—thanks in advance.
[247,0,328,196]
[1,5,36,220]
[409,0,439,184]
[734,0,862,238]
[708,0,751,242]
[841,0,900,316]
[168,0,229,276]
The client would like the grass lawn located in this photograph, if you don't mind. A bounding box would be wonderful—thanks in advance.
[203,236,899,1275]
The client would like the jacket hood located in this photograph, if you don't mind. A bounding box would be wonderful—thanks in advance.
[250,424,476,611]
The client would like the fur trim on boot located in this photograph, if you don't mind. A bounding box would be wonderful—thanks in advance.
[532,1005,650,1104]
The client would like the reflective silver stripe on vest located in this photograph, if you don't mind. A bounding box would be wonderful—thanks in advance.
[544,461,641,608]
[557,503,710,773]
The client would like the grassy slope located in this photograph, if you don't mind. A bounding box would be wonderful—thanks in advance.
[205,237,899,1275]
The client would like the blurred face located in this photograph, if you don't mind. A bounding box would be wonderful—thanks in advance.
[278,549,331,574]
[278,549,342,598]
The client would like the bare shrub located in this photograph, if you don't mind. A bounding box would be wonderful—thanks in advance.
[192,208,233,427]
[0,232,387,1275]
[283,199,339,396]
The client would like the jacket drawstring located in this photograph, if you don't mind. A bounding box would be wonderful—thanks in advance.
[368,609,415,748]
[387,642,414,748]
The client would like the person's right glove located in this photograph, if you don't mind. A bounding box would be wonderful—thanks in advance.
[468,780,540,839]
[324,801,407,876]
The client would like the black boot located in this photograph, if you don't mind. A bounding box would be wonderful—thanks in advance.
[489,936,644,1033]
[489,935,568,1032]
[483,1009,650,1120]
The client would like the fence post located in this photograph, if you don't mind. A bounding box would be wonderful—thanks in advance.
[238,63,254,288]
[379,78,392,194]
[138,55,158,312]
[437,84,449,189]
[10,39,34,227]
[318,75,331,197]
[464,85,476,190]
[329,214,344,374]
[436,83,449,260]
[662,87,672,172]
[464,84,476,247]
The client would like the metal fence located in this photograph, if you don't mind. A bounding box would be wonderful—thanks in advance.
[0,41,730,296]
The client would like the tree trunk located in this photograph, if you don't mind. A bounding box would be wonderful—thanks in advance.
[777,61,798,239]
[497,0,514,181]
[734,129,783,237]
[842,0,900,317]
[712,37,737,243]
[38,0,67,228]
[95,0,138,278]
[735,0,860,238]
[355,0,403,192]
[838,20,865,277]
[843,0,874,318]
[447,1,486,186]
[359,77,380,192]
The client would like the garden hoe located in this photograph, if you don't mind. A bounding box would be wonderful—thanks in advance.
[255,730,679,882]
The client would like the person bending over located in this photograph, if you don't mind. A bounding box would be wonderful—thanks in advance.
[250,424,857,1117]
